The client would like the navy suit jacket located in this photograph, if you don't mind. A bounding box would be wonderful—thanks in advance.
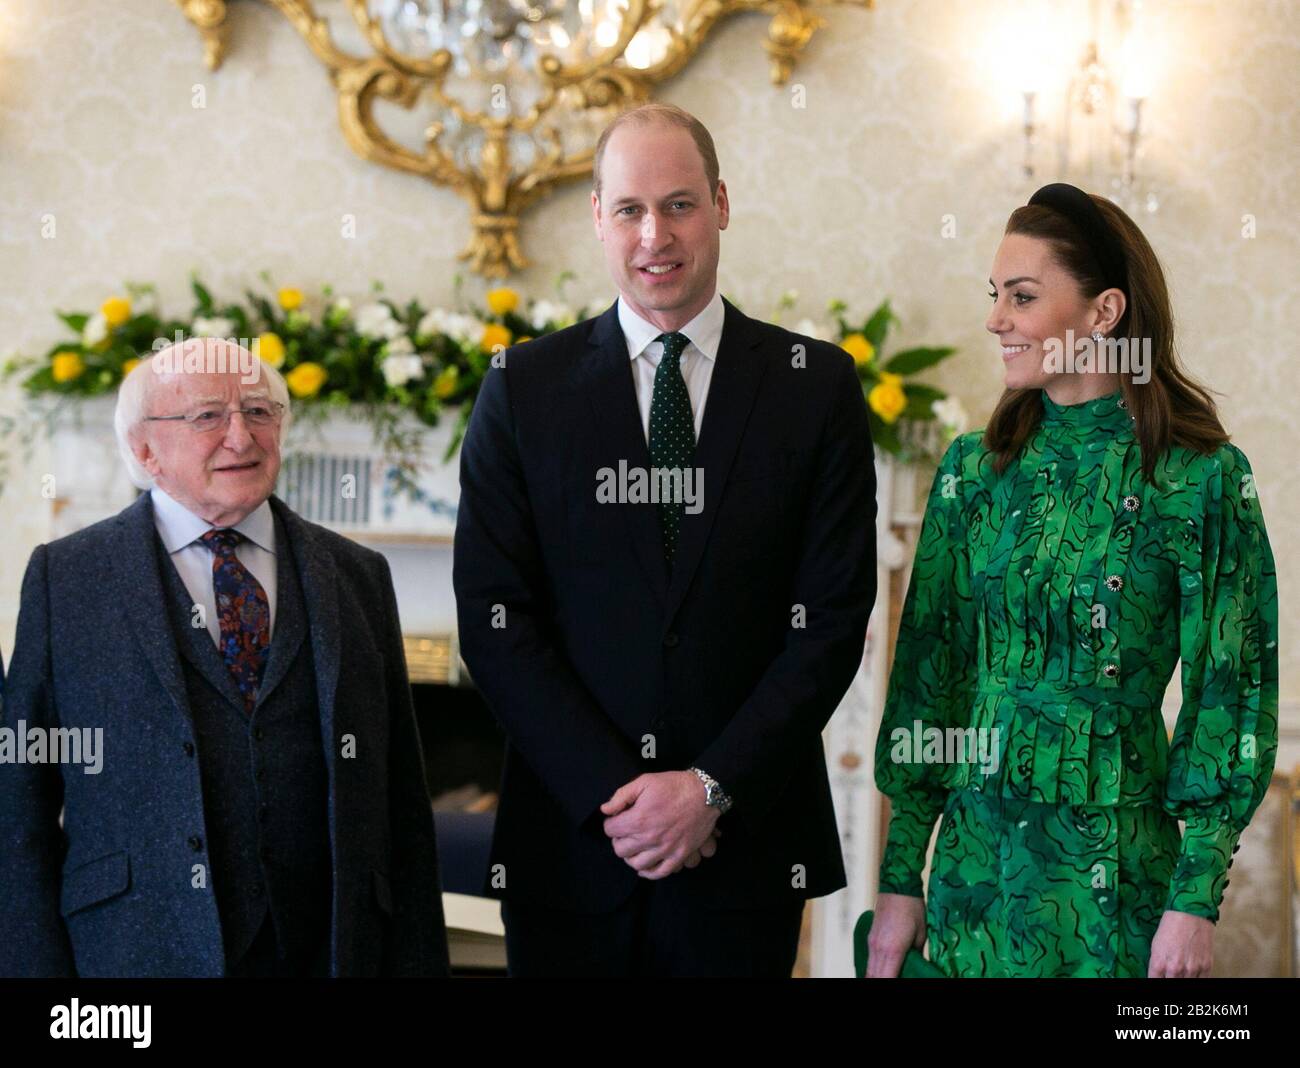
[454,298,877,912]
[0,493,449,977]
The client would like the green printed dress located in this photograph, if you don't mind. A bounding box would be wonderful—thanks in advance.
[874,388,1278,977]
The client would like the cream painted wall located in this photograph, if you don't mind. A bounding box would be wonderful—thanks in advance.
[0,0,1296,719]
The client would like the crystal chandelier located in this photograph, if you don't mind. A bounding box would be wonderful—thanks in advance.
[172,0,874,276]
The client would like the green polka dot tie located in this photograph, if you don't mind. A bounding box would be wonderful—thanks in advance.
[648,331,695,567]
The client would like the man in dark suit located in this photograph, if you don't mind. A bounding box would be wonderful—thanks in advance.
[453,104,877,976]
[0,339,449,977]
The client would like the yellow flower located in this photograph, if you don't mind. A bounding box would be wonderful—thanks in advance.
[481,323,512,352]
[285,362,327,398]
[878,371,903,388]
[101,297,131,329]
[278,287,304,312]
[868,381,907,424]
[433,366,460,399]
[841,333,875,365]
[254,332,285,368]
[52,350,85,383]
[485,288,519,316]
[121,357,140,377]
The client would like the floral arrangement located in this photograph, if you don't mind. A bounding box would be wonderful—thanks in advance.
[1,277,964,497]
[2,274,588,468]
[777,292,966,456]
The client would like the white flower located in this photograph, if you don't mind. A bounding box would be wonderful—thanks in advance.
[385,334,415,356]
[529,300,575,329]
[356,302,403,340]
[793,318,830,342]
[325,297,352,328]
[417,308,482,344]
[381,353,424,388]
[193,316,235,338]
[82,312,108,347]
[416,308,446,337]
[932,396,969,435]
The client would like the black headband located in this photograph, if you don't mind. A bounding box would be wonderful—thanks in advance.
[1027,183,1128,296]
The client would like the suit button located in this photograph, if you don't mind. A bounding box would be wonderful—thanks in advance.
[182,742,195,757]
[253,726,264,741]
[252,883,264,897]
[663,633,679,648]
[188,835,204,852]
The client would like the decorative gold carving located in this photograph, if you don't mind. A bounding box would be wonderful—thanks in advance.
[171,0,873,276]
[170,0,230,71]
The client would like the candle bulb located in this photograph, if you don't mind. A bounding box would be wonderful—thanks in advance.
[1124,95,1143,136]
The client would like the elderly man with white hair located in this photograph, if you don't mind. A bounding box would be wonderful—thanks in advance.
[0,337,449,978]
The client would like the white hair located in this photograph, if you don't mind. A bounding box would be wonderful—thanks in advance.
[115,339,293,490]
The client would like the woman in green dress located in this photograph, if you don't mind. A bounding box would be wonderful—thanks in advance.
[867,183,1278,979]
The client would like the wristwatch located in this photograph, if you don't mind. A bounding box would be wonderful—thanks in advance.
[689,767,733,815]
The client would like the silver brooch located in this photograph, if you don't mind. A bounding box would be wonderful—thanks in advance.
[1122,495,1140,511]
[1105,574,1124,592]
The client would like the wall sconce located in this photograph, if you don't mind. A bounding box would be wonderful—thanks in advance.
[1016,0,1158,213]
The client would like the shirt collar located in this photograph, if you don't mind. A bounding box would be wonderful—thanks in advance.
[618,289,725,363]
[150,485,276,556]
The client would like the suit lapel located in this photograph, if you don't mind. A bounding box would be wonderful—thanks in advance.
[664,299,767,622]
[109,493,194,725]
[254,510,307,708]
[271,498,340,744]
[583,303,670,608]
[271,495,341,867]
[270,496,342,976]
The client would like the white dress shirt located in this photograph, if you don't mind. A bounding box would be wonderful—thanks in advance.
[150,486,278,647]
[618,290,725,445]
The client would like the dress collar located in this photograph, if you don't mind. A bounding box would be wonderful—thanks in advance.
[1039,388,1134,434]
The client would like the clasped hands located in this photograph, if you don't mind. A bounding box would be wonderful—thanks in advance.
[600,771,721,879]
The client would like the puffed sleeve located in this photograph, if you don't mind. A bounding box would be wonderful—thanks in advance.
[874,432,981,896]
[1163,444,1279,922]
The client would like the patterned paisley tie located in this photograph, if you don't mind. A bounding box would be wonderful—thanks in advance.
[647,331,696,567]
[200,528,270,714]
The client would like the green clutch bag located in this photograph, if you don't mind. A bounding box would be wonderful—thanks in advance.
[853,909,946,978]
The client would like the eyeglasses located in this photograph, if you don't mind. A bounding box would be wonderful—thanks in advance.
[144,402,285,433]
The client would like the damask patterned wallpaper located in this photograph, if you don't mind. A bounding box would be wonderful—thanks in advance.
[0,0,1296,726]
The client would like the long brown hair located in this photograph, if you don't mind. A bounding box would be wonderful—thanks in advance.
[984,194,1227,485]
